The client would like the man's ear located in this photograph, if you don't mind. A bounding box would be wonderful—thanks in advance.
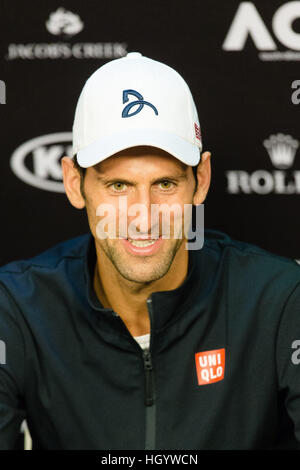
[192,151,211,205]
[61,156,86,209]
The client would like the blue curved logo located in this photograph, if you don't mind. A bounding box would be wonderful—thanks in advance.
[122,89,158,118]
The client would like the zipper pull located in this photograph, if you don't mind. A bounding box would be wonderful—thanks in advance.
[143,350,154,406]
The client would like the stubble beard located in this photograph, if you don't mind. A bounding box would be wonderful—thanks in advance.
[98,237,184,284]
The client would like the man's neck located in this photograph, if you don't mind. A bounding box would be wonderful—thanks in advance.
[93,244,189,337]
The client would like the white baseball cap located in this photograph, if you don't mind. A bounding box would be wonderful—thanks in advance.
[72,52,202,168]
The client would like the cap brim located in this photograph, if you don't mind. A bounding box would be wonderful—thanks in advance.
[76,128,201,168]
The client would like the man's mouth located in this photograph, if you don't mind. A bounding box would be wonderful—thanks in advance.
[120,236,163,255]
[127,239,158,247]
[126,236,160,247]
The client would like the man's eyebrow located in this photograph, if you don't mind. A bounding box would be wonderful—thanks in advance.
[153,173,188,182]
[96,173,188,184]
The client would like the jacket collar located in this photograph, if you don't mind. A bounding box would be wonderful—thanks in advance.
[84,233,102,311]
[83,233,202,332]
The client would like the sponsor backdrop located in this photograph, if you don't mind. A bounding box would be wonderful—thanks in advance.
[1,0,300,264]
[0,0,300,447]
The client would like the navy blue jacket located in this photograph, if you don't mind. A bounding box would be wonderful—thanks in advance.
[0,229,300,449]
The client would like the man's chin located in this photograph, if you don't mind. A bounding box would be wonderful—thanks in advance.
[99,238,182,283]
[115,269,169,285]
[112,255,175,284]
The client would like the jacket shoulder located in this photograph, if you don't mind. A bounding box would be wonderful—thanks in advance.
[203,228,300,282]
[0,233,91,275]
[204,228,298,264]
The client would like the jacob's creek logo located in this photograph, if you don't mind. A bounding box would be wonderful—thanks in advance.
[223,2,300,61]
[46,7,84,38]
[195,348,225,385]
[226,133,300,194]
[10,132,72,193]
[6,8,127,60]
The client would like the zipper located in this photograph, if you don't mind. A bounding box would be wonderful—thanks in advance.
[112,299,156,449]
[143,349,154,406]
[144,297,156,450]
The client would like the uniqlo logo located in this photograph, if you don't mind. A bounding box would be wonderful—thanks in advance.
[195,348,225,385]
[194,122,201,141]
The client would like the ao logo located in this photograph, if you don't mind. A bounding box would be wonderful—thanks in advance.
[223,2,300,51]
[10,132,72,193]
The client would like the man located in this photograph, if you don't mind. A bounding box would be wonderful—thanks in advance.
[0,52,300,450]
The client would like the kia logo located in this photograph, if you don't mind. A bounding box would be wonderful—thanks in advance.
[10,132,72,192]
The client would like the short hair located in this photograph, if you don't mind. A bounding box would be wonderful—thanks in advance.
[192,164,198,185]
[72,153,85,174]
[72,153,87,200]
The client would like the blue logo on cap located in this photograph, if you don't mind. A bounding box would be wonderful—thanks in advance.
[122,89,158,118]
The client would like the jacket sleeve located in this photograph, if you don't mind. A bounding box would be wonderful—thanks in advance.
[276,281,300,445]
[0,282,26,449]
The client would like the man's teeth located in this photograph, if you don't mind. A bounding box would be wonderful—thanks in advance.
[128,239,157,247]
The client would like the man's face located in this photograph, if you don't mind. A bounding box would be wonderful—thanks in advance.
[79,146,197,284]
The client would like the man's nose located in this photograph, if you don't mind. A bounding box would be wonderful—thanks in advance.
[128,188,156,236]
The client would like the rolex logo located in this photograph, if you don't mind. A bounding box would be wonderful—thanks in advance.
[226,132,300,195]
[263,133,299,169]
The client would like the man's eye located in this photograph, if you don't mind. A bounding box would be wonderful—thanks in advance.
[159,181,174,190]
[111,182,127,191]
